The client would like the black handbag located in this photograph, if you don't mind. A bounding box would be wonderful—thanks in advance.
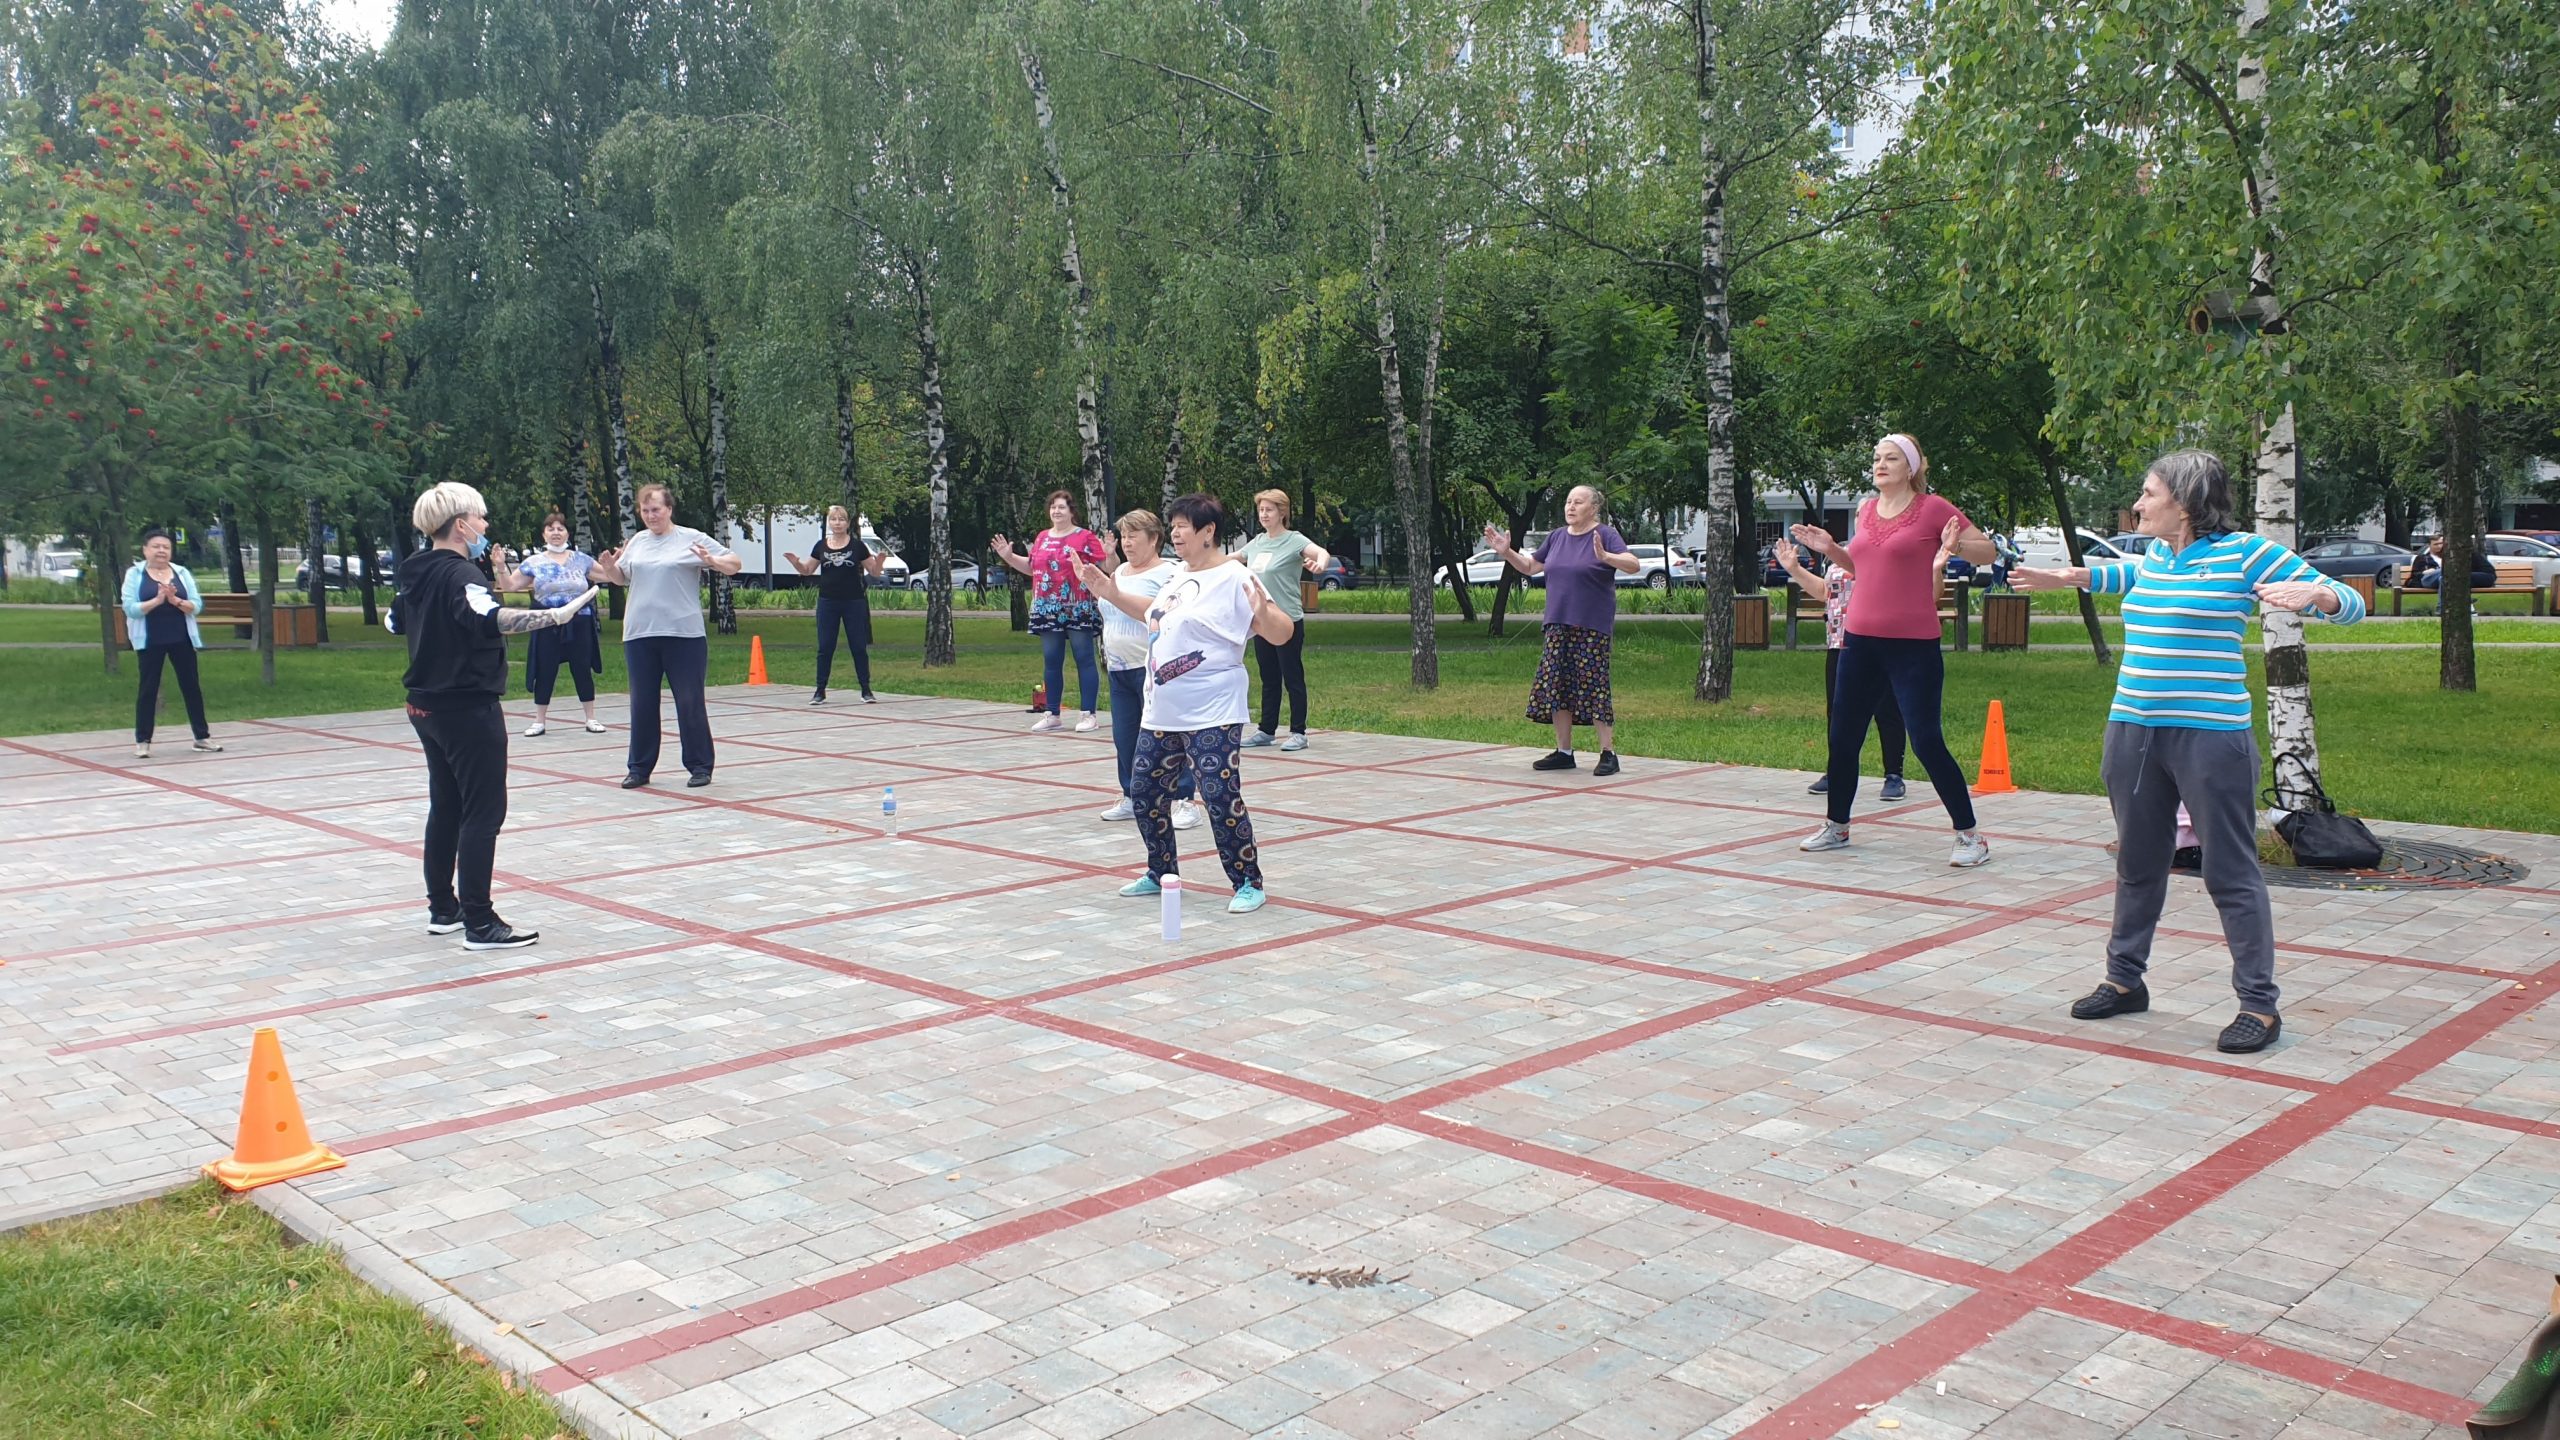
[2263,758,2384,870]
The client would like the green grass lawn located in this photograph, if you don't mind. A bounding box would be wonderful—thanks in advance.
[5,606,2553,832]
[0,1181,570,1440]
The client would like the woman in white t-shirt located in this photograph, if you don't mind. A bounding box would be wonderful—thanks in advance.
[1097,509,1199,830]
[1077,493,1296,914]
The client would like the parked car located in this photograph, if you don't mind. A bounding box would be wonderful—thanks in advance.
[907,558,984,592]
[2011,528,2130,568]
[2104,533,2154,558]
[36,548,84,584]
[294,552,397,590]
[1315,556,1358,591]
[2297,539,2415,588]
[2493,529,2560,550]
[1450,549,1511,587]
[1616,544,1697,590]
[2482,533,2560,587]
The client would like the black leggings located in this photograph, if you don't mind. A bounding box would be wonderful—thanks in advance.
[1825,647,1905,775]
[408,700,509,926]
[1825,633,1974,829]
[526,613,598,707]
[1252,619,1307,735]
[814,595,872,695]
[136,643,210,742]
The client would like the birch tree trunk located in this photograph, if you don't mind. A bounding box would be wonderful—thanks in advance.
[2235,0,2321,811]
[1356,87,1438,690]
[835,361,861,517]
[1017,44,1110,526]
[915,268,957,667]
[592,278,636,539]
[1421,286,1473,622]
[569,424,596,554]
[705,332,737,635]
[1161,395,1184,513]
[2431,89,2479,694]
[1690,0,1738,702]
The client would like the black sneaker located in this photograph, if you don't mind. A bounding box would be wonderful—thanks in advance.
[1807,775,1830,794]
[2217,1012,2282,1053]
[426,909,464,936]
[1593,751,1620,777]
[809,691,828,706]
[1532,750,1577,772]
[2171,846,2203,873]
[686,772,712,788]
[860,691,878,704]
[1880,774,1907,801]
[463,919,538,951]
[621,773,649,789]
[2070,981,2149,1019]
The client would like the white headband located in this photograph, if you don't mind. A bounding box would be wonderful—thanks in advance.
[1884,434,1923,480]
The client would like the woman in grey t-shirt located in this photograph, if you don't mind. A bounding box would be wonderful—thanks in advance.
[590,483,741,788]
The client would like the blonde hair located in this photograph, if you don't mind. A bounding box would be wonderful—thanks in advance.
[825,505,851,530]
[1883,433,1930,492]
[1253,488,1292,525]
[1115,509,1163,544]
[411,481,486,539]
[635,482,676,513]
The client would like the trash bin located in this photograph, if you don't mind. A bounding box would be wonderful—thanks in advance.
[1730,593,1769,650]
[1982,592,2030,651]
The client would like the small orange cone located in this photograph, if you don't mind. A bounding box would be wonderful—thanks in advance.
[1975,699,2018,795]
[747,634,769,686]
[203,1028,344,1192]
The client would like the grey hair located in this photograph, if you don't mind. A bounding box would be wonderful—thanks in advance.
[1568,484,1607,514]
[411,481,487,540]
[2148,449,2235,536]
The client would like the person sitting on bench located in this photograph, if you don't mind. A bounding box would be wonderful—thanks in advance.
[2410,535,2495,591]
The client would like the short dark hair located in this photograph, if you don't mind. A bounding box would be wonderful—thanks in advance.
[1042,489,1079,522]
[2149,449,2236,536]
[139,528,171,547]
[1165,492,1233,547]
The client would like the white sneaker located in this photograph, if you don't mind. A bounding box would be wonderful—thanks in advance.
[1030,714,1062,732]
[1950,831,1992,868]
[1171,799,1203,831]
[523,721,547,737]
[584,719,608,734]
[1074,712,1100,733]
[135,742,150,759]
[1099,797,1135,821]
[1799,821,1850,852]
[1242,730,1276,748]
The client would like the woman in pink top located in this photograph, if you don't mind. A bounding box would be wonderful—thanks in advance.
[992,490,1109,732]
[1787,434,2000,866]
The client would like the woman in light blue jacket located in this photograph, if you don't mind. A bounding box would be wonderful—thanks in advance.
[120,529,222,759]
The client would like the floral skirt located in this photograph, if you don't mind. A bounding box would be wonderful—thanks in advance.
[1526,623,1613,726]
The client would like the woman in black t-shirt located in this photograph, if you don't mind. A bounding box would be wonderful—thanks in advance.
[786,505,886,703]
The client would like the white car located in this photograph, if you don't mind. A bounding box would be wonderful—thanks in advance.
[1451,549,1511,586]
[2482,534,2560,587]
[2010,528,2129,569]
[1617,544,1699,590]
[37,549,84,584]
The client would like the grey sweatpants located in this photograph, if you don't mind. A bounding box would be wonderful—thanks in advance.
[2101,721,2279,1012]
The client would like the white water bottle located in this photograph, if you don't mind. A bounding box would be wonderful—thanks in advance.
[1160,874,1181,941]
[882,785,899,838]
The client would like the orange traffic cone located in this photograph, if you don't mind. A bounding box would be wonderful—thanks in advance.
[746,634,769,686]
[203,1028,344,1192]
[1974,699,2018,795]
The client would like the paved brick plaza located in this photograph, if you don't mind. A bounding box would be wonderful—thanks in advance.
[6,687,2560,1439]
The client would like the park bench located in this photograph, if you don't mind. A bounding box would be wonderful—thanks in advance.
[198,592,321,646]
[2385,559,2549,617]
[1779,576,1976,649]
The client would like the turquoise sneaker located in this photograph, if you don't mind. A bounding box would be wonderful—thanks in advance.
[1118,875,1162,898]
[1228,884,1266,914]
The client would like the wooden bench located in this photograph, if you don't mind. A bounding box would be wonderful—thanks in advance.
[2386,560,2549,616]
[1779,579,1971,649]
[200,592,320,646]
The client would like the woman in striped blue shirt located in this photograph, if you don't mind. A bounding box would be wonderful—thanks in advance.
[2013,449,2363,1055]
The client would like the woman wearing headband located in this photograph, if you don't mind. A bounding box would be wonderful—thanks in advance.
[1789,434,2000,866]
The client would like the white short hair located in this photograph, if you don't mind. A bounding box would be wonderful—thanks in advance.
[412,482,487,539]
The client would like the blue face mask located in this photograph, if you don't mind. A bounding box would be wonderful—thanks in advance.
[467,533,490,559]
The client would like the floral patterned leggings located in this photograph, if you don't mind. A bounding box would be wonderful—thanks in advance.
[1130,723,1262,892]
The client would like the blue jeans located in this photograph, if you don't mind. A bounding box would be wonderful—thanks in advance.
[1041,628,1098,715]
[1109,667,1192,801]
[1825,633,1974,830]
[624,634,713,780]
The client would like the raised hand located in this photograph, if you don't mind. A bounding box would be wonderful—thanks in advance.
[2010,566,2076,593]
[688,541,714,564]
[1938,516,1964,555]
[1774,540,1800,571]
[1481,521,1504,550]
[990,532,1017,560]
[1789,523,1834,555]
[595,547,621,570]
[784,551,805,568]
[2254,579,2330,613]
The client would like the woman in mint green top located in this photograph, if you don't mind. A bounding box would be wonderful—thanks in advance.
[1239,488,1330,752]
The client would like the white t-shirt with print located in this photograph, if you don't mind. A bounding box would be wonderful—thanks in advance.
[1140,560,1269,732]
[1103,558,1181,672]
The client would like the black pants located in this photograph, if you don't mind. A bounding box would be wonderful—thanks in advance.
[1252,618,1307,735]
[1824,647,1905,775]
[526,613,598,707]
[135,642,210,743]
[814,596,872,695]
[624,635,713,780]
[408,700,508,926]
[1825,633,1974,829]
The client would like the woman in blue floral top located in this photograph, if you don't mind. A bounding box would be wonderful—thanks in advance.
[991,489,1108,732]
[497,510,606,736]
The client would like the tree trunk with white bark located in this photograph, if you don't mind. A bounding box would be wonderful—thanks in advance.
[1690,0,1738,702]
[1356,87,1438,690]
[1017,44,1109,526]
[915,267,956,667]
[705,332,737,635]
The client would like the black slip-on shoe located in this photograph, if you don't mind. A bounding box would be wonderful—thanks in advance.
[1593,751,1621,777]
[686,772,712,788]
[620,773,649,789]
[2070,981,2150,1019]
[1532,750,1577,772]
[2217,1013,2282,1053]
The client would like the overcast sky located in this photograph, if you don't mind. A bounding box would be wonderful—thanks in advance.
[314,0,395,48]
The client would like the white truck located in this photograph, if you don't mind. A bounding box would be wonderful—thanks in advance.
[726,509,908,588]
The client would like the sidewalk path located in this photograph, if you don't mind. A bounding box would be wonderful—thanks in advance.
[5,692,2555,1439]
